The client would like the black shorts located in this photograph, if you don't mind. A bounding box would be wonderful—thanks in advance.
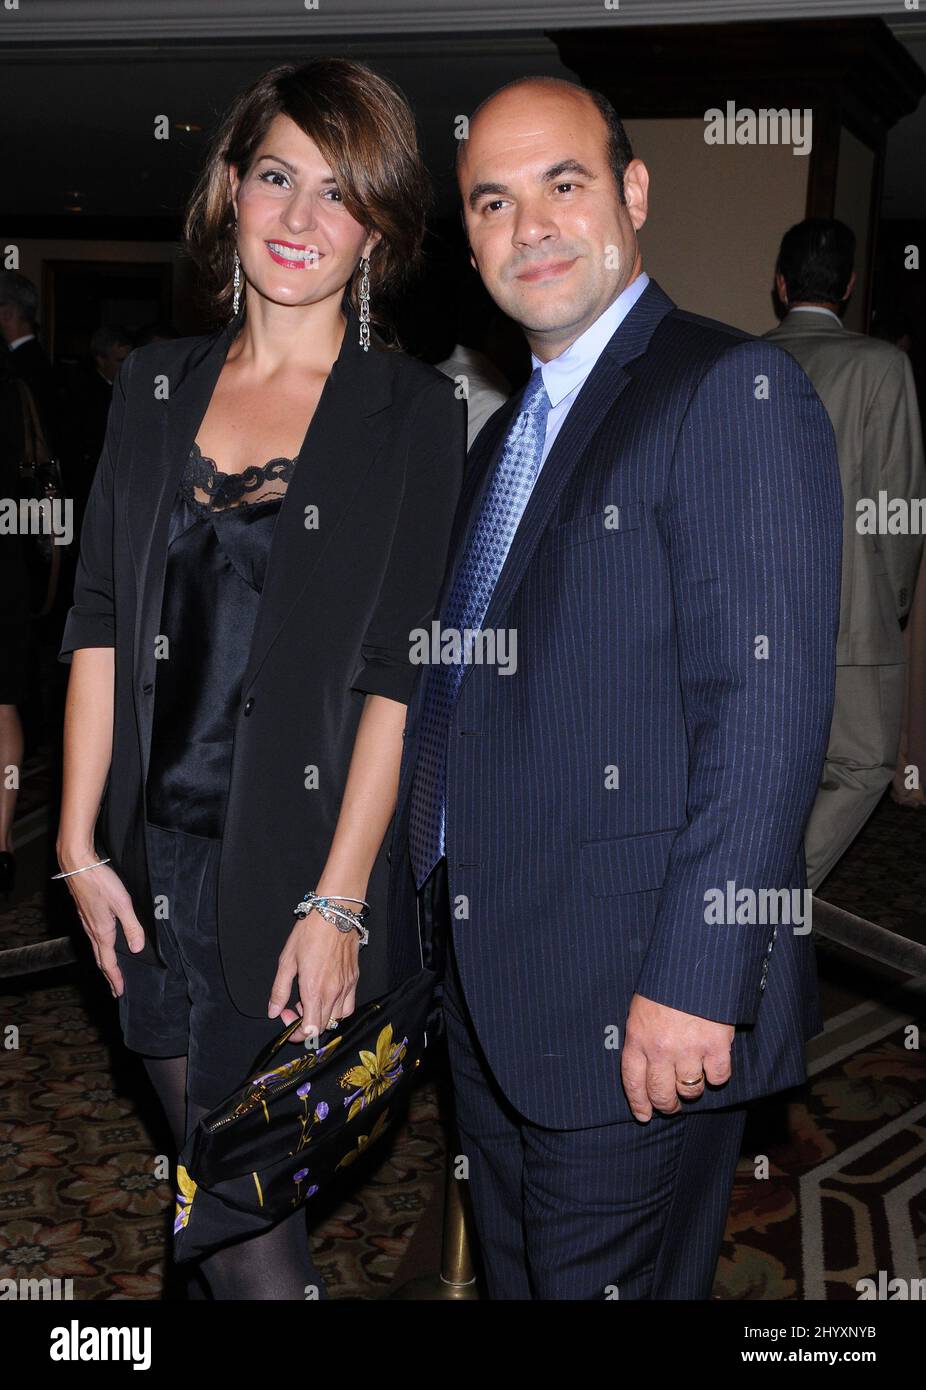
[116,820,305,1109]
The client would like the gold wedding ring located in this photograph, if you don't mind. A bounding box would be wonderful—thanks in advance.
[678,1073,705,1086]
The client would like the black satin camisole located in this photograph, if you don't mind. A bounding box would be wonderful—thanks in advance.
[144,442,296,838]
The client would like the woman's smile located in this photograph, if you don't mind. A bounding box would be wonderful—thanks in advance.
[265,239,321,269]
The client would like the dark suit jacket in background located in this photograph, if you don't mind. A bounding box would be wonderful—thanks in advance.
[58,298,465,1016]
[7,336,59,454]
[59,364,117,530]
[387,277,843,1129]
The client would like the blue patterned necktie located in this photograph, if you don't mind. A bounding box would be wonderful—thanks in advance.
[408,365,552,889]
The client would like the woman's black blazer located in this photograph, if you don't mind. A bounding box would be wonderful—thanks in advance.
[58,299,466,1015]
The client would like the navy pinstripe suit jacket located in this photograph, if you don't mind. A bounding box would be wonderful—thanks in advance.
[387,277,843,1129]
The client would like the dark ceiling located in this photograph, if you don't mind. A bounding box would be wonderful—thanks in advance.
[3,16,926,236]
[2,36,575,231]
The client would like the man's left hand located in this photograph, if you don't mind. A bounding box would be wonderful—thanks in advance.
[621,993,735,1121]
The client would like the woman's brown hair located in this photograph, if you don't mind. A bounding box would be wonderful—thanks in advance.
[184,58,431,335]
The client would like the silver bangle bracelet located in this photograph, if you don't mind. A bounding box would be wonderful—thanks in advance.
[52,857,111,881]
[303,893,370,910]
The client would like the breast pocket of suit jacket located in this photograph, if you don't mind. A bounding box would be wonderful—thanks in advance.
[541,502,645,553]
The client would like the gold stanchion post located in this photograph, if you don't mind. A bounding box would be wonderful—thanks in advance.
[389,1137,480,1299]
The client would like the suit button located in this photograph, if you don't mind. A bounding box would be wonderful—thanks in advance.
[243,697,255,716]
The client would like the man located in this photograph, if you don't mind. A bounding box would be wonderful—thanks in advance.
[764,220,926,889]
[0,270,58,453]
[436,341,509,450]
[386,77,842,1300]
[90,323,133,386]
[62,325,134,533]
[81,325,134,470]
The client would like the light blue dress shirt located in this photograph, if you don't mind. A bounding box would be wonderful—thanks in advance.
[532,270,650,466]
[472,271,651,589]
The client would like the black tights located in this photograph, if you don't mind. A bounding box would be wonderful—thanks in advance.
[141,1054,329,1300]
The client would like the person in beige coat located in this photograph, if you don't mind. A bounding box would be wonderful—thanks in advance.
[891,543,926,809]
[765,218,926,890]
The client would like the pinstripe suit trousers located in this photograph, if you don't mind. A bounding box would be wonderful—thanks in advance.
[424,857,749,1300]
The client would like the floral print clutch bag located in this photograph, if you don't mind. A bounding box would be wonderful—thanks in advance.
[172,967,437,1263]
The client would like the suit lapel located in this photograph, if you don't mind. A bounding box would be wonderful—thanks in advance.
[401,396,517,745]
[432,398,518,612]
[129,315,238,690]
[400,278,676,814]
[450,277,676,705]
[242,305,392,689]
[129,300,393,757]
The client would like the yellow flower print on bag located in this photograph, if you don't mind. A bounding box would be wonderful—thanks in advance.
[174,1163,197,1234]
[338,1023,407,1121]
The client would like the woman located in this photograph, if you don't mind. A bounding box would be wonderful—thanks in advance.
[55,58,465,1299]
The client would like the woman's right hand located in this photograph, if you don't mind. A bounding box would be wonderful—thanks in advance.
[59,856,146,998]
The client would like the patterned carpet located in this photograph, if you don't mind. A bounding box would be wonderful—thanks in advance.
[0,928,446,1301]
[1,767,924,1300]
[715,959,926,1300]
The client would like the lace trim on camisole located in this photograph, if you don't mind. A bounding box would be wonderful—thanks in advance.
[180,440,296,512]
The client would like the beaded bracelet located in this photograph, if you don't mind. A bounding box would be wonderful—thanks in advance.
[294,892,370,947]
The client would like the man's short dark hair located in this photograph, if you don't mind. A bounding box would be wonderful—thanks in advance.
[584,86,634,205]
[0,270,38,325]
[776,219,856,306]
[90,324,134,359]
[456,77,634,205]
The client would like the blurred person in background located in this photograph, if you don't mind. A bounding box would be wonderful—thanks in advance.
[765,219,926,887]
[64,325,134,530]
[877,311,926,810]
[135,321,180,348]
[0,270,59,456]
[394,249,510,449]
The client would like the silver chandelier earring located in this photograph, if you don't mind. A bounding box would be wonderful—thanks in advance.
[358,256,370,352]
[232,248,242,317]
